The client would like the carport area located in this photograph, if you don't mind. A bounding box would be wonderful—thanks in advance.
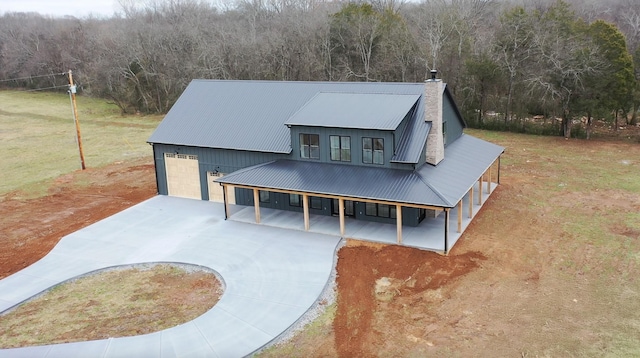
[0,196,342,358]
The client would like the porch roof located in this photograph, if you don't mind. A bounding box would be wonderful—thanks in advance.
[216,134,504,208]
[217,159,450,207]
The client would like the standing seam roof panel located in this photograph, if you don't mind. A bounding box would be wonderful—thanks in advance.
[216,159,450,207]
[417,134,505,205]
[285,93,421,130]
[148,80,430,163]
[216,134,504,208]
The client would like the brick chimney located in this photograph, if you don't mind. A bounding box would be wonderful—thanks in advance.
[425,70,444,165]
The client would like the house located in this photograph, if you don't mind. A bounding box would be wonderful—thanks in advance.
[147,74,504,253]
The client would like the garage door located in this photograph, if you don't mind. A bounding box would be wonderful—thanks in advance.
[208,172,235,204]
[164,153,201,200]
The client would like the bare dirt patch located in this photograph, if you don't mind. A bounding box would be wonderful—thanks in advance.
[0,158,156,280]
[0,264,223,348]
[333,243,485,357]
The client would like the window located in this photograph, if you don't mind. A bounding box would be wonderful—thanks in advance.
[365,203,397,219]
[310,196,322,210]
[362,137,384,165]
[259,190,270,203]
[330,135,351,162]
[300,134,319,159]
[378,204,390,218]
[365,202,377,216]
[289,194,301,207]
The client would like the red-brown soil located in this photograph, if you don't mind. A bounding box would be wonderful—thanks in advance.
[0,158,156,279]
[333,242,485,357]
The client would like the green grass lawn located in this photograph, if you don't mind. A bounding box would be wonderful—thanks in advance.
[0,90,161,196]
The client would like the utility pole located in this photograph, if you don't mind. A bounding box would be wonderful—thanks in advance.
[68,70,86,170]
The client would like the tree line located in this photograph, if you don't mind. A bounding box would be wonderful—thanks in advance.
[1,0,639,138]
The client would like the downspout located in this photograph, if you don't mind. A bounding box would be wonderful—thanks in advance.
[498,156,502,184]
[222,184,228,220]
[151,143,160,195]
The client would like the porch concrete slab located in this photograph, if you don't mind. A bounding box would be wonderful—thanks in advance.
[0,196,342,358]
[230,181,498,252]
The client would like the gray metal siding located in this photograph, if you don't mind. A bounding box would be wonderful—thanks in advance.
[236,188,332,216]
[153,144,167,195]
[154,143,289,199]
[444,94,464,146]
[236,189,422,227]
[289,126,413,170]
[353,203,421,226]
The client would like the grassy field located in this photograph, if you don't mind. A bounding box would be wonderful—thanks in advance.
[0,90,161,197]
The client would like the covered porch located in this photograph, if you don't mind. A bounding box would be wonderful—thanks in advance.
[216,134,504,254]
[225,180,497,252]
[219,160,499,254]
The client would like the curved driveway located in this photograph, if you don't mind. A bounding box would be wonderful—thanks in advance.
[0,196,342,357]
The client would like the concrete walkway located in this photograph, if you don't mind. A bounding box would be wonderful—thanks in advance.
[0,196,342,358]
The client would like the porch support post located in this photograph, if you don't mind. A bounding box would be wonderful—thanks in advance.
[468,187,474,218]
[222,184,229,220]
[478,177,483,205]
[303,193,310,231]
[498,156,501,184]
[457,200,462,233]
[444,209,450,254]
[396,204,403,244]
[253,188,261,224]
[338,198,345,236]
[488,166,492,193]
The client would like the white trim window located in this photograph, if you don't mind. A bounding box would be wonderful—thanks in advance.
[300,134,319,159]
[363,137,384,165]
[330,135,351,162]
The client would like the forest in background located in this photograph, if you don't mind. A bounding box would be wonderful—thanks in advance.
[1,0,639,138]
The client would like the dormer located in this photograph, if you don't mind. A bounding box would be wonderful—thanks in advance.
[285,92,421,169]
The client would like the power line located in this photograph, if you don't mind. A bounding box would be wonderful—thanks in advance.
[19,84,71,92]
[0,72,68,83]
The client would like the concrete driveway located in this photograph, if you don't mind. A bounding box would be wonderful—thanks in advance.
[0,196,342,358]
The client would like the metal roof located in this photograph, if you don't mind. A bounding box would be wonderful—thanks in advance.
[417,134,505,205]
[216,160,450,207]
[147,80,431,162]
[285,92,421,130]
[216,134,504,208]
